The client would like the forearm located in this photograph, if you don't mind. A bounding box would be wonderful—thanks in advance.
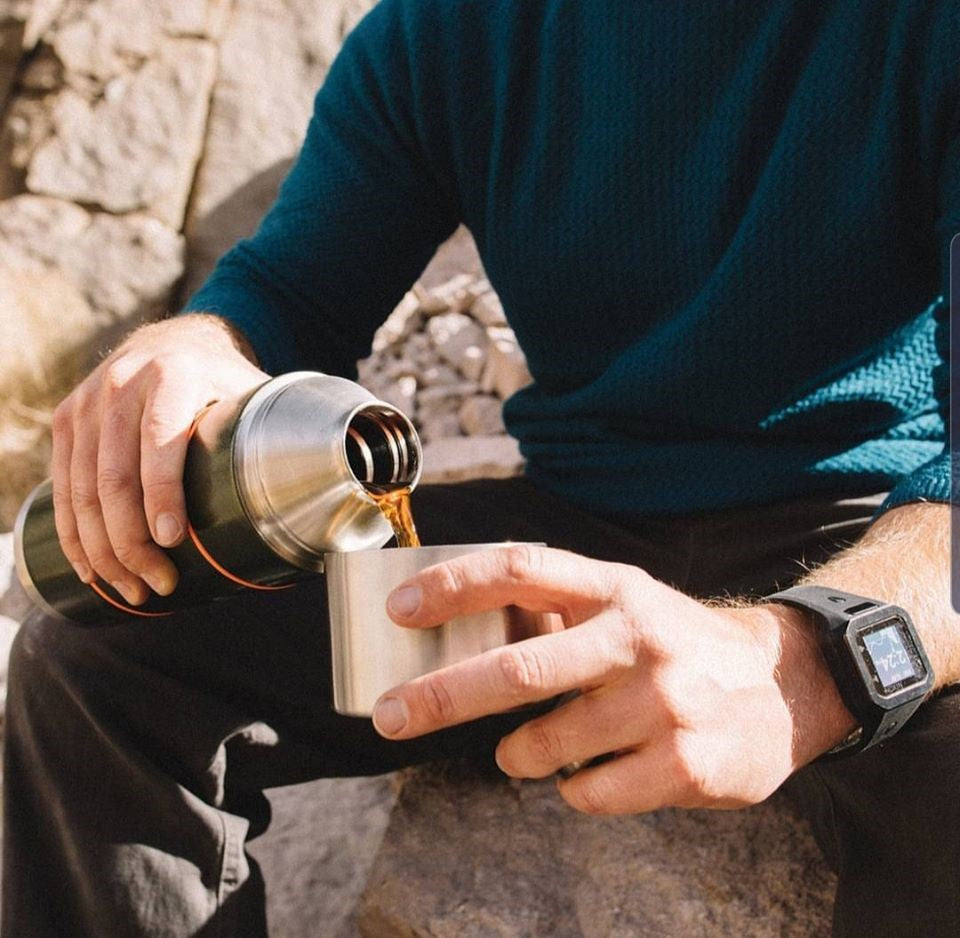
[796,502,959,690]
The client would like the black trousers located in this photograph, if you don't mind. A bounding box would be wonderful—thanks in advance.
[4,477,959,936]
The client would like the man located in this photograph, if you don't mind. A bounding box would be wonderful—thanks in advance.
[4,1,957,935]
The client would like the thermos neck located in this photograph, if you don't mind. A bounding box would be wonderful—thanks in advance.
[232,372,422,571]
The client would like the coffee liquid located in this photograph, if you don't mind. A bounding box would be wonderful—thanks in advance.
[369,487,421,548]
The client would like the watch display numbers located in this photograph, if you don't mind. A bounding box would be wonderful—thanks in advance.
[862,623,918,691]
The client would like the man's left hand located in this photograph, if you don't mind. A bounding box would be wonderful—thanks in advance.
[371,545,856,814]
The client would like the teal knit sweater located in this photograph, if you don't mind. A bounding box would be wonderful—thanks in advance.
[186,0,957,521]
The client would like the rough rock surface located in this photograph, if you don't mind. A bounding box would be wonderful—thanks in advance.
[181,0,376,299]
[249,775,397,938]
[357,764,836,937]
[27,37,218,226]
[0,18,24,108]
[0,194,184,327]
[358,233,532,453]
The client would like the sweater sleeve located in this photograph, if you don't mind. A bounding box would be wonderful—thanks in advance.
[876,126,958,516]
[183,0,457,377]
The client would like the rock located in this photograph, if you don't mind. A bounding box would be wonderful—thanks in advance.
[470,289,507,327]
[376,376,418,421]
[0,194,184,327]
[414,273,476,315]
[418,362,460,388]
[249,775,397,938]
[458,395,505,437]
[41,0,226,82]
[0,93,54,198]
[1,0,66,49]
[356,765,835,937]
[181,0,376,299]
[371,291,423,353]
[427,312,489,378]
[27,37,218,227]
[0,18,25,109]
[416,225,485,291]
[417,413,462,445]
[482,327,533,400]
[19,43,62,91]
[420,436,523,484]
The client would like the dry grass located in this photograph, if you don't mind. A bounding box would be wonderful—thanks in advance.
[0,265,99,531]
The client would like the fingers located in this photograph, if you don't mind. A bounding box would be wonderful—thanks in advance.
[69,381,149,606]
[494,683,657,780]
[373,612,639,738]
[50,399,91,583]
[557,735,726,815]
[386,545,634,628]
[98,379,179,597]
[140,376,200,550]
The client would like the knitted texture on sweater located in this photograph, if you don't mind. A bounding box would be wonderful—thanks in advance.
[186,0,958,520]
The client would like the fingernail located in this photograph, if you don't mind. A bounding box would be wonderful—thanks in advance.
[387,585,421,618]
[155,513,182,547]
[373,697,408,736]
[143,572,173,597]
[74,562,93,584]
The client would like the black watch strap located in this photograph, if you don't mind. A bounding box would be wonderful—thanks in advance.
[767,585,932,758]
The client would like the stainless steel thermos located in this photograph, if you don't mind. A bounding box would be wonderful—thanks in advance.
[14,372,422,625]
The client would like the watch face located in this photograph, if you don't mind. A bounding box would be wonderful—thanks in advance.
[856,617,927,696]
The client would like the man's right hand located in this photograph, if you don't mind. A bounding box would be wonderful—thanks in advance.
[51,313,269,606]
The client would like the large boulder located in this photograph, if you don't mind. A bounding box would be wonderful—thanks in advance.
[357,764,835,937]
[180,0,376,300]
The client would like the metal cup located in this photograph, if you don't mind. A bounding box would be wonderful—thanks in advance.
[326,542,558,716]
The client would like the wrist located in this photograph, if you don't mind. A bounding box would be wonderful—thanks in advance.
[173,312,261,366]
[736,602,859,767]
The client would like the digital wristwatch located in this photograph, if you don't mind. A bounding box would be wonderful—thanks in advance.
[766,585,934,758]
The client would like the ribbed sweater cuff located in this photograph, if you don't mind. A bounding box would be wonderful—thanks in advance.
[875,451,954,517]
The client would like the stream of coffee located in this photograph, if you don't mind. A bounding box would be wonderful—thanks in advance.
[368,487,421,548]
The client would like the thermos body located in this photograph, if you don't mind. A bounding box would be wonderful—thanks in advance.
[14,372,422,625]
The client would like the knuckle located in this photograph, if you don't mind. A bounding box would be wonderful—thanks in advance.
[140,409,181,446]
[500,543,542,584]
[666,735,712,803]
[429,560,468,600]
[71,486,101,514]
[97,465,134,499]
[571,776,614,815]
[111,539,145,568]
[419,674,458,725]
[85,543,117,571]
[499,645,552,699]
[651,668,692,729]
[70,387,96,422]
[526,719,562,767]
[51,482,74,514]
[52,401,73,436]
[102,360,138,397]
[141,475,181,503]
